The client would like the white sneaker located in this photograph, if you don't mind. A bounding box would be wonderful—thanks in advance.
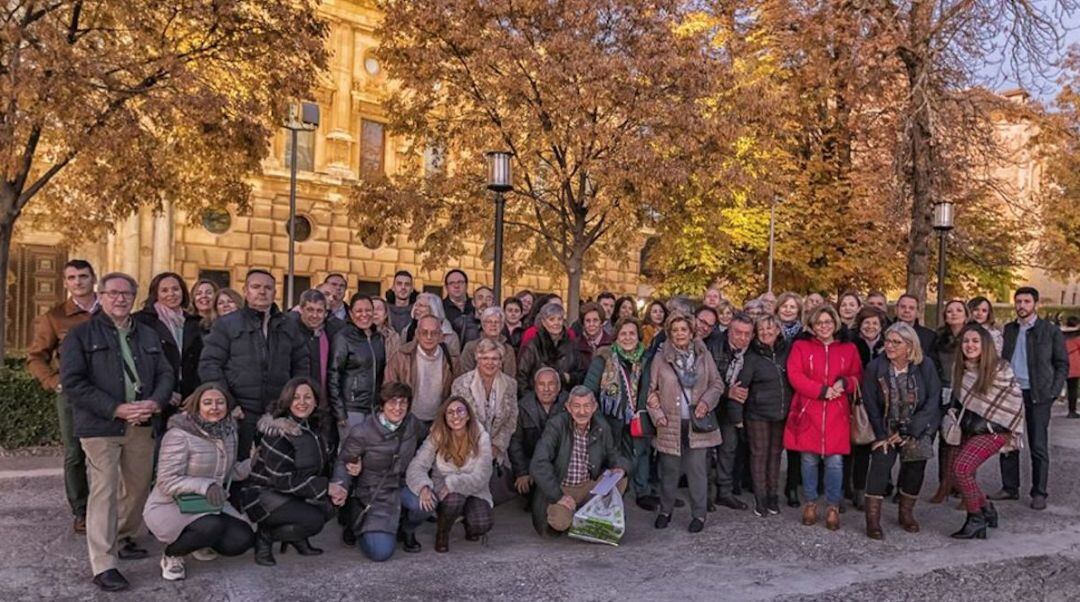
[160,554,186,581]
[191,548,218,561]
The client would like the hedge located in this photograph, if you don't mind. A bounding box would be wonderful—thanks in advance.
[0,358,60,449]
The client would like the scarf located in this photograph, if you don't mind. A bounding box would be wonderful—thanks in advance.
[378,412,401,433]
[599,345,645,423]
[192,414,236,441]
[154,302,186,348]
[781,320,802,342]
[881,365,918,433]
[958,363,1026,440]
[672,345,698,389]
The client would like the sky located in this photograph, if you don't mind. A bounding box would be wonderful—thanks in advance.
[977,6,1080,104]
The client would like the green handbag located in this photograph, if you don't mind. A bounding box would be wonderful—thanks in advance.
[174,492,224,514]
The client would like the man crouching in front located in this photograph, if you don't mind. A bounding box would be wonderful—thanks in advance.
[528,386,631,537]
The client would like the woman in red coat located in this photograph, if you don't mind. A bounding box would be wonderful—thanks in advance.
[784,305,863,531]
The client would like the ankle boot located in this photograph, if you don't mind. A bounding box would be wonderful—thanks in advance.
[982,502,999,529]
[864,495,884,540]
[950,512,988,540]
[434,511,454,553]
[898,493,920,533]
[254,528,276,566]
[801,502,818,526]
[785,487,801,508]
[825,505,841,531]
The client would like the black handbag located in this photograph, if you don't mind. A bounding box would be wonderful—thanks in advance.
[677,380,718,434]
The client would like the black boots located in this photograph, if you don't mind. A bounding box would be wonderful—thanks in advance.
[254,528,276,566]
[950,512,988,540]
[982,502,999,528]
[785,487,800,508]
[275,526,323,555]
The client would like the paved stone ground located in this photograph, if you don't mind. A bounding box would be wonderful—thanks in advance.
[3,404,1080,601]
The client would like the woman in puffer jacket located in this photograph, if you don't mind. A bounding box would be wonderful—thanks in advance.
[783,305,863,532]
[144,382,253,581]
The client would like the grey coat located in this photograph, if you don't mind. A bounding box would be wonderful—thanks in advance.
[332,415,424,535]
[143,413,251,544]
[406,430,493,505]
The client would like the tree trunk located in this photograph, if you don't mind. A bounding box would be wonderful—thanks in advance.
[0,209,14,361]
[901,2,935,308]
[565,253,583,324]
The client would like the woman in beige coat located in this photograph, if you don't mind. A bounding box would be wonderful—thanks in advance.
[646,313,724,533]
[143,383,253,581]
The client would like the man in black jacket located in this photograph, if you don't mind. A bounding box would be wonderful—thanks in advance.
[703,310,754,511]
[509,368,568,498]
[199,269,309,459]
[529,386,630,536]
[61,272,174,592]
[287,288,346,411]
[442,268,479,345]
[991,287,1069,509]
[895,294,938,362]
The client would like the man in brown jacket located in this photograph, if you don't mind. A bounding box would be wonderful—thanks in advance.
[385,315,457,425]
[25,259,99,534]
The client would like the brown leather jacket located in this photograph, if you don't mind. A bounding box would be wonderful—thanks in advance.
[26,298,95,391]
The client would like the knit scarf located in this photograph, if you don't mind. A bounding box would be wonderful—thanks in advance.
[958,363,1026,440]
[781,320,803,342]
[154,302,186,348]
[192,414,236,440]
[672,345,698,389]
[600,346,644,423]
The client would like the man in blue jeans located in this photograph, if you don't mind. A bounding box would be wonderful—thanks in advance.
[989,287,1068,510]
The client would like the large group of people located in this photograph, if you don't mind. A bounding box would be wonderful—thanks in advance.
[26,259,1077,592]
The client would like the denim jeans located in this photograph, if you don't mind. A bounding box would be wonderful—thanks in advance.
[801,453,843,506]
[399,488,430,533]
[359,531,397,562]
[631,437,655,496]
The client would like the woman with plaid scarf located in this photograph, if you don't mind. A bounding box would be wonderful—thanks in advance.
[949,325,1026,540]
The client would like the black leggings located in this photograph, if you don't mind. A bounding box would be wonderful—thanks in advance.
[165,514,254,557]
[866,448,927,497]
[260,499,328,541]
[1068,378,1078,414]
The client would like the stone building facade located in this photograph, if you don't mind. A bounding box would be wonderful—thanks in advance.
[4,0,646,351]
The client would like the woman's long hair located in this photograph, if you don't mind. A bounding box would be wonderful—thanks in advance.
[429,396,481,468]
[952,325,1000,396]
[644,300,668,327]
[936,299,971,352]
[181,381,235,416]
[611,296,636,327]
[271,376,331,427]
[143,272,191,311]
[189,279,220,329]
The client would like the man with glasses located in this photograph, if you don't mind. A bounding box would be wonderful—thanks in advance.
[385,315,457,426]
[529,386,630,537]
[61,272,174,592]
[26,259,99,535]
[442,269,479,345]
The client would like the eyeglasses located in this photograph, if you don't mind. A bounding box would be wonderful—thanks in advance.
[884,338,906,346]
[445,407,469,417]
[813,319,835,326]
[101,291,136,299]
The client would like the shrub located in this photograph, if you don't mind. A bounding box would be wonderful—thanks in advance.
[0,358,60,449]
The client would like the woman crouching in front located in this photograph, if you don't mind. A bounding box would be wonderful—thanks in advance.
[241,377,334,566]
[144,382,254,581]
[405,396,494,552]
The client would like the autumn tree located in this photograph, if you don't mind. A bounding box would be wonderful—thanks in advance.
[348,0,716,318]
[0,1,327,358]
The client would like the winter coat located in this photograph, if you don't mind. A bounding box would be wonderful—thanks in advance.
[1002,317,1069,405]
[1066,330,1080,379]
[443,296,479,346]
[328,324,387,421]
[332,414,424,535]
[583,346,652,455]
[503,325,525,351]
[931,327,964,387]
[854,336,885,368]
[456,335,517,379]
[384,340,457,421]
[702,332,748,425]
[517,328,585,393]
[133,307,204,399]
[385,289,418,334]
[646,339,725,455]
[198,305,310,415]
[782,337,863,456]
[60,311,174,438]
[860,356,942,442]
[508,391,568,478]
[143,413,251,544]
[240,414,332,523]
[406,429,494,506]
[529,412,632,503]
[738,339,792,422]
[450,370,518,467]
[575,330,613,376]
[285,312,346,389]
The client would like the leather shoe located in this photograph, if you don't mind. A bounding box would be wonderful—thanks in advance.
[674,498,686,508]
[635,495,659,512]
[73,515,87,535]
[402,531,421,553]
[987,489,1019,501]
[715,495,748,511]
[654,513,671,529]
[117,538,148,560]
[92,569,129,592]
[687,518,705,533]
[1030,496,1047,511]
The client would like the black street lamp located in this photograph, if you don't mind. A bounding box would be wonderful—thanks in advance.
[284,101,319,308]
[932,201,955,327]
[486,151,513,303]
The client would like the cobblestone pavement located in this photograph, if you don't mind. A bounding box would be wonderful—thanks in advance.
[3,404,1080,601]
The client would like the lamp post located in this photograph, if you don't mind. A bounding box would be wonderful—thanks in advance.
[486,151,513,303]
[932,201,955,327]
[283,101,319,308]
[767,195,783,293]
